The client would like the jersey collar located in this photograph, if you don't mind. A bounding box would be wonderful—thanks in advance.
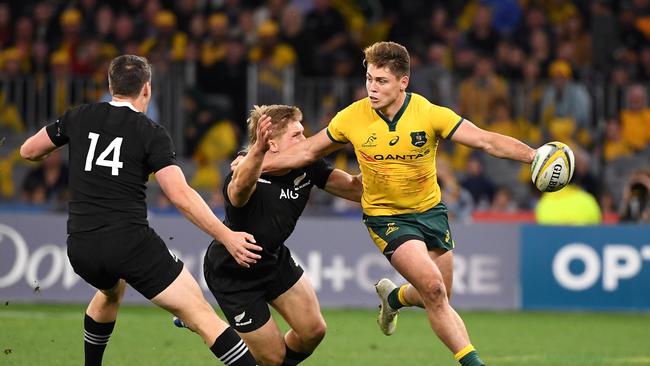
[374,92,411,132]
[109,100,140,113]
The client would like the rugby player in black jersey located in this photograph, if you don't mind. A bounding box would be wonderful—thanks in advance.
[20,55,259,366]
[175,105,362,366]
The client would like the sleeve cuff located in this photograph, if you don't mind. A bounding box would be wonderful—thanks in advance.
[326,128,347,144]
[445,118,464,139]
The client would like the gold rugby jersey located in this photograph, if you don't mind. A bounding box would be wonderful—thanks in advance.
[327,93,463,216]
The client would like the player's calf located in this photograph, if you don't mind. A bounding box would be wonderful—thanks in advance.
[210,327,259,366]
[83,313,115,366]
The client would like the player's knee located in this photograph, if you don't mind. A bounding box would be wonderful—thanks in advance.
[419,278,447,305]
[307,320,327,344]
[101,282,125,304]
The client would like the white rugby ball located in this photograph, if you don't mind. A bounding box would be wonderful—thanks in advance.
[531,141,575,192]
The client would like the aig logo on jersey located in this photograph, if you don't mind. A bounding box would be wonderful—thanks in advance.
[280,189,299,200]
[410,131,427,147]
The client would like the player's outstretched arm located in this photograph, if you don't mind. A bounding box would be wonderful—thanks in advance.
[155,165,262,268]
[20,127,60,161]
[450,119,536,164]
[262,128,343,172]
[228,116,272,207]
[324,170,363,202]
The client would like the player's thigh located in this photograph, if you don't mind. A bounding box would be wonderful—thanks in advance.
[67,234,120,291]
[151,266,219,326]
[270,274,326,339]
[236,317,285,365]
[116,227,184,300]
[429,248,453,298]
[364,216,425,261]
[390,240,446,297]
[97,278,127,303]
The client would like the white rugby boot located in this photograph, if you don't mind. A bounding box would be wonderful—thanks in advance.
[375,278,399,336]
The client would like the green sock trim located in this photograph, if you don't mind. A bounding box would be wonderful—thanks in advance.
[459,350,485,366]
[387,288,403,309]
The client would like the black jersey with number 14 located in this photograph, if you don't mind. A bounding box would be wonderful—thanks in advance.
[45,102,177,234]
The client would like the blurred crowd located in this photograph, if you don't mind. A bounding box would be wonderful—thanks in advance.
[0,0,649,224]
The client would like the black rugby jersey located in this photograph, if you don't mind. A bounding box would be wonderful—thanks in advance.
[45,102,176,233]
[207,159,333,272]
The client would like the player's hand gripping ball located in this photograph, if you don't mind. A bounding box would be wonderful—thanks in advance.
[530,141,575,192]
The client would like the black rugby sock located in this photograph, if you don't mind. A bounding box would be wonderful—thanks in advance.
[282,344,311,365]
[210,327,258,365]
[83,313,115,366]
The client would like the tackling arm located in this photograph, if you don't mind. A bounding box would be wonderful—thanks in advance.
[262,128,344,172]
[450,120,535,164]
[227,117,272,207]
[324,170,363,202]
[156,165,262,267]
[20,127,60,161]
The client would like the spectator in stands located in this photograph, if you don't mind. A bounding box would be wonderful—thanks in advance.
[458,55,509,127]
[248,20,296,104]
[32,2,58,45]
[482,0,522,36]
[514,5,552,52]
[57,8,94,76]
[535,184,602,225]
[571,146,598,197]
[94,5,114,43]
[21,149,69,206]
[423,6,450,45]
[14,16,34,71]
[620,168,650,223]
[528,29,553,73]
[50,50,74,117]
[599,189,619,222]
[460,153,496,210]
[542,0,578,28]
[541,59,591,128]
[199,13,228,75]
[603,118,634,162]
[139,10,188,63]
[409,42,453,107]
[518,58,544,125]
[113,13,137,53]
[437,155,474,223]
[620,84,650,152]
[486,98,529,143]
[174,0,200,34]
[488,186,518,214]
[465,3,500,56]
[558,12,592,72]
[304,0,347,76]
[590,0,619,74]
[495,40,525,80]
[606,66,631,118]
[281,4,314,76]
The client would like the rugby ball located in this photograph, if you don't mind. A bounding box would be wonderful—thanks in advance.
[530,141,575,192]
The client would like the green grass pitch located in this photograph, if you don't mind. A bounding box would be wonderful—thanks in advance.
[1,304,649,365]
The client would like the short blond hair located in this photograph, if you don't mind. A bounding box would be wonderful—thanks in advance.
[246,105,303,149]
[363,41,410,77]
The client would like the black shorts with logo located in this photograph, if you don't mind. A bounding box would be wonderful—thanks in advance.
[204,243,303,333]
[67,225,184,299]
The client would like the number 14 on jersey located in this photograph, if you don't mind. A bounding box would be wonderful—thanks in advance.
[85,132,124,176]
